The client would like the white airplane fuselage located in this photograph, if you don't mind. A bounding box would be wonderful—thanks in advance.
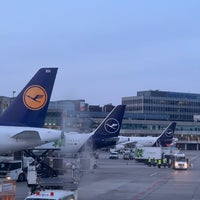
[118,136,157,147]
[37,131,94,155]
[0,126,61,155]
[35,105,126,156]
[63,132,93,153]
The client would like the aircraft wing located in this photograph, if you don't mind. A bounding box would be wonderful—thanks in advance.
[11,130,41,140]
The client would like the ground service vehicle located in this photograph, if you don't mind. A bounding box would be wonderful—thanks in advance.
[24,189,75,200]
[109,152,119,159]
[0,155,63,182]
[0,159,31,182]
[123,152,134,160]
[26,162,77,200]
[171,153,189,170]
[134,147,162,162]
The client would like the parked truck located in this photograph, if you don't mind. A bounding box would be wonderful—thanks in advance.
[0,157,33,182]
[134,146,163,163]
[0,155,66,182]
[171,153,189,170]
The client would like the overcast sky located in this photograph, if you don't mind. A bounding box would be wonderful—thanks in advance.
[1,1,200,106]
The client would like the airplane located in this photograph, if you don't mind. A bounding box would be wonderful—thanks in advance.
[36,105,126,156]
[115,121,177,151]
[0,68,62,155]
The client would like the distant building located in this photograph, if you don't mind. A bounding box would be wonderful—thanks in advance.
[48,99,88,112]
[88,104,115,112]
[89,105,102,112]
[46,100,89,131]
[102,104,115,112]
[122,90,200,121]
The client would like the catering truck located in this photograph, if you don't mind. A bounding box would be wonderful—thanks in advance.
[134,147,162,162]
[26,163,77,200]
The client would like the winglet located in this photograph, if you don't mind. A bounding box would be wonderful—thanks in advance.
[92,105,126,149]
[0,68,58,127]
[153,121,176,147]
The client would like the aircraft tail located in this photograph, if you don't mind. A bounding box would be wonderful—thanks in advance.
[153,121,176,147]
[0,68,58,127]
[92,105,126,149]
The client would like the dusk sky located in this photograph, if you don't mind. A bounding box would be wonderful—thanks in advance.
[1,1,200,106]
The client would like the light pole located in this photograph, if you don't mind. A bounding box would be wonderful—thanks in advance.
[12,91,16,98]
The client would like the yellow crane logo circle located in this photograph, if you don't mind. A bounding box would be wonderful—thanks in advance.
[23,85,47,110]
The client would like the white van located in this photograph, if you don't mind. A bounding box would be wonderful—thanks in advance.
[24,190,76,200]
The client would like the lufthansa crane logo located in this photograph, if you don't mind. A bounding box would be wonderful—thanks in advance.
[104,118,120,134]
[165,129,173,137]
[23,85,47,110]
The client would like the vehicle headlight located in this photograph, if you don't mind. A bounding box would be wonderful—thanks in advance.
[184,163,188,168]
[6,176,11,180]
[175,162,179,168]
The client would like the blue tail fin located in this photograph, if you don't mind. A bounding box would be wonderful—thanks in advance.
[92,105,126,149]
[0,68,58,127]
[153,122,176,147]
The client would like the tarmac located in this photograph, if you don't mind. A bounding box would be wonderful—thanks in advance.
[15,150,200,200]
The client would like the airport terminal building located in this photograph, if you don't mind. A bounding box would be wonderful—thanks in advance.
[1,90,200,150]
[122,90,200,122]
[121,90,200,150]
